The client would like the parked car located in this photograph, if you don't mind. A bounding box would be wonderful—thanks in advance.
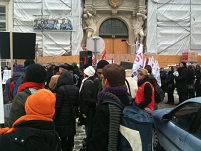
[152,97,201,151]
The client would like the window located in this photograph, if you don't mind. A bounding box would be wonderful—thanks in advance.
[194,117,201,139]
[171,102,201,131]
[0,5,6,31]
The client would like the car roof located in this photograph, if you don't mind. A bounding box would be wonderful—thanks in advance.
[184,97,201,104]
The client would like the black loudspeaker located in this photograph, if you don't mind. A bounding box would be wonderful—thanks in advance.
[0,32,36,59]
[79,50,92,69]
[120,61,133,69]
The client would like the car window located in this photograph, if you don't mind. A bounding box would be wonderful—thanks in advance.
[171,102,201,131]
[193,117,201,139]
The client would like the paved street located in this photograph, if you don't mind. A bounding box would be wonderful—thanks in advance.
[73,91,180,151]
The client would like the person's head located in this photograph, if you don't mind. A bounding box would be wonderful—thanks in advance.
[24,59,35,67]
[53,66,60,75]
[168,66,174,72]
[4,66,8,70]
[46,62,52,69]
[25,89,55,119]
[83,63,90,70]
[96,60,109,77]
[180,61,186,68]
[71,62,77,67]
[160,67,164,72]
[176,63,179,70]
[59,64,68,74]
[84,66,95,78]
[196,64,200,71]
[25,64,46,83]
[101,64,125,89]
[144,65,152,74]
[59,64,74,74]
[188,65,193,70]
[137,68,149,81]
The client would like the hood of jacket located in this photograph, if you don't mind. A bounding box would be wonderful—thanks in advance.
[57,71,74,87]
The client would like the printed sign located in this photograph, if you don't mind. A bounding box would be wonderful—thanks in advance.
[2,70,11,84]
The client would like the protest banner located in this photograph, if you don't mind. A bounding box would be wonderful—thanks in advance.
[132,44,143,81]
[2,70,11,84]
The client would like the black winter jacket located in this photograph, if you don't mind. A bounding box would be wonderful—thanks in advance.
[0,120,61,151]
[175,67,188,92]
[166,71,175,91]
[79,76,95,125]
[54,72,79,137]
[187,69,195,85]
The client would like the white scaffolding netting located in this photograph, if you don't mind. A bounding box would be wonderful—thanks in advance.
[13,0,83,56]
[147,0,201,55]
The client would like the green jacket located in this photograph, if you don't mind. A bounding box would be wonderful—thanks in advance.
[5,88,37,128]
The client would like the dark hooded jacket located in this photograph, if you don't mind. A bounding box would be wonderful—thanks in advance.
[0,120,61,151]
[54,71,79,137]
[175,67,188,92]
[79,76,95,125]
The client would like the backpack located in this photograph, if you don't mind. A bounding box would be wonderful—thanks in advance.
[102,100,153,151]
[8,78,17,101]
[154,82,165,103]
[12,75,23,98]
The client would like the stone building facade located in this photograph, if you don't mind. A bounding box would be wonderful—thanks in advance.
[83,0,147,54]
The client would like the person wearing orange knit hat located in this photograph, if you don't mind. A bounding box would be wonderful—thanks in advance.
[0,89,61,151]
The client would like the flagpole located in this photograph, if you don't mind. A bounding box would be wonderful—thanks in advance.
[10,31,13,75]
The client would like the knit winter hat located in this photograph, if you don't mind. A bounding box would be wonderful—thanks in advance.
[25,64,46,83]
[84,66,95,77]
[96,60,109,69]
[59,64,74,71]
[24,59,35,67]
[25,89,56,119]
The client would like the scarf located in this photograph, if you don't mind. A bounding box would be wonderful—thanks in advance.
[17,82,44,93]
[97,85,128,101]
[97,77,102,92]
[79,77,88,93]
[0,115,52,136]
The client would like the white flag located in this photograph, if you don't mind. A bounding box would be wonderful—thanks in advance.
[132,44,143,81]
[148,56,155,68]
[152,61,157,76]
[155,61,161,86]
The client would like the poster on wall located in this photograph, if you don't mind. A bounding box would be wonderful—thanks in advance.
[33,15,73,31]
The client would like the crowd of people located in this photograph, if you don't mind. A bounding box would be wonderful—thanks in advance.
[160,62,201,105]
[0,59,200,151]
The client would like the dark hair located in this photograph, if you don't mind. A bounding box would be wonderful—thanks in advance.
[102,64,125,87]
[144,65,152,74]
[196,64,200,71]
[169,66,174,72]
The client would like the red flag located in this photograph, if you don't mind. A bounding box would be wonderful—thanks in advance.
[101,51,106,60]
[84,56,87,64]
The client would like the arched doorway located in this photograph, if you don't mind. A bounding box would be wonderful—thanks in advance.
[99,18,129,54]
